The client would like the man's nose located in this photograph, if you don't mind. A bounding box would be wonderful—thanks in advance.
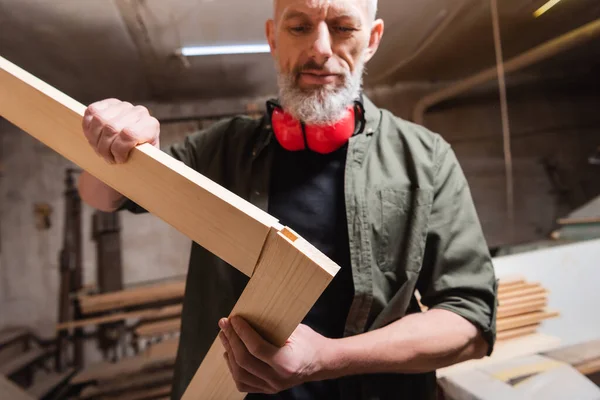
[309,23,333,63]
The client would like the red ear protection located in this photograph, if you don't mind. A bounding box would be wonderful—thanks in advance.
[267,100,365,154]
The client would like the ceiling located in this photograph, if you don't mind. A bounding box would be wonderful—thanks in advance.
[0,0,599,106]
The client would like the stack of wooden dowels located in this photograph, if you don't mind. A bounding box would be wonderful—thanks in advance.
[415,276,559,342]
[496,276,559,341]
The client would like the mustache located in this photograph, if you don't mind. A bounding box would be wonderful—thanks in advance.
[293,60,342,75]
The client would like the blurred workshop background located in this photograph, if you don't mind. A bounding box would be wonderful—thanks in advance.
[0,0,599,399]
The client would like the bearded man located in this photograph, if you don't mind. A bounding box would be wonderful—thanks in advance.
[77,0,498,399]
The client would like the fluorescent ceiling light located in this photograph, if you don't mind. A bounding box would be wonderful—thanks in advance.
[533,0,563,18]
[179,44,271,56]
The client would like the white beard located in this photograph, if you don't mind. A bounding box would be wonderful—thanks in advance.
[276,56,365,125]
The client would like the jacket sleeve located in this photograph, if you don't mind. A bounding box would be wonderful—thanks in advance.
[416,142,498,355]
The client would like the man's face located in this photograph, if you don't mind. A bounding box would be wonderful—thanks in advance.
[266,0,383,124]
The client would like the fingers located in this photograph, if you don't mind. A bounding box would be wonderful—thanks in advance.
[111,114,159,163]
[82,99,159,164]
[220,332,275,394]
[97,104,144,164]
[230,316,278,364]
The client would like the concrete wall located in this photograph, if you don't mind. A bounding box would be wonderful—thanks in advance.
[0,81,599,338]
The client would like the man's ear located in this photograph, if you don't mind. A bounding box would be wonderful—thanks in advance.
[364,19,384,62]
[266,19,277,54]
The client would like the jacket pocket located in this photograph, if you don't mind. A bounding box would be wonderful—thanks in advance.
[372,187,434,274]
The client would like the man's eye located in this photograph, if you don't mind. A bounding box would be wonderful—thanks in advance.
[290,26,310,34]
[334,26,356,33]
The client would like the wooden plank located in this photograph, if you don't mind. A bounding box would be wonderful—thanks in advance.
[497,325,539,341]
[558,216,600,225]
[78,281,185,315]
[497,285,546,301]
[135,318,181,338]
[79,369,173,399]
[27,368,75,398]
[72,340,177,385]
[182,228,339,399]
[497,310,559,332]
[497,282,536,295]
[497,276,525,287]
[56,304,182,331]
[0,347,50,376]
[109,384,171,400]
[0,375,35,400]
[499,292,547,307]
[543,339,600,367]
[0,55,279,277]
[497,299,548,319]
[578,358,600,376]
[0,327,29,350]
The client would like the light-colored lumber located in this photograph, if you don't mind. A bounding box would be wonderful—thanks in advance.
[497,310,559,332]
[78,281,185,315]
[499,292,547,307]
[578,358,600,375]
[27,368,75,398]
[0,55,279,277]
[135,318,181,338]
[0,327,29,349]
[497,276,526,287]
[543,339,600,375]
[497,282,536,295]
[145,338,180,359]
[543,339,600,367]
[57,304,182,331]
[497,285,546,301]
[497,325,539,341]
[109,384,171,400]
[558,216,600,225]
[0,374,34,400]
[72,340,177,384]
[182,228,339,400]
[0,347,50,376]
[497,299,548,319]
[79,369,173,399]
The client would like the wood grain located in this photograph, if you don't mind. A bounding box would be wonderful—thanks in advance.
[135,318,181,338]
[78,281,185,315]
[72,339,178,384]
[0,55,278,277]
[56,304,182,331]
[497,282,535,295]
[497,285,546,301]
[182,228,340,399]
[497,310,559,332]
[497,299,547,319]
[497,324,539,341]
[499,292,547,307]
[79,369,173,399]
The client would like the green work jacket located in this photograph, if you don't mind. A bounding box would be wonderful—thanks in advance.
[123,96,497,400]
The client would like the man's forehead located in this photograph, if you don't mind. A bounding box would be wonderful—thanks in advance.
[274,0,368,19]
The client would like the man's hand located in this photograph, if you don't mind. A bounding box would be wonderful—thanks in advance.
[82,98,160,164]
[219,316,331,394]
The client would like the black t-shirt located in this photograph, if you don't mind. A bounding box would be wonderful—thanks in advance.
[246,140,355,400]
